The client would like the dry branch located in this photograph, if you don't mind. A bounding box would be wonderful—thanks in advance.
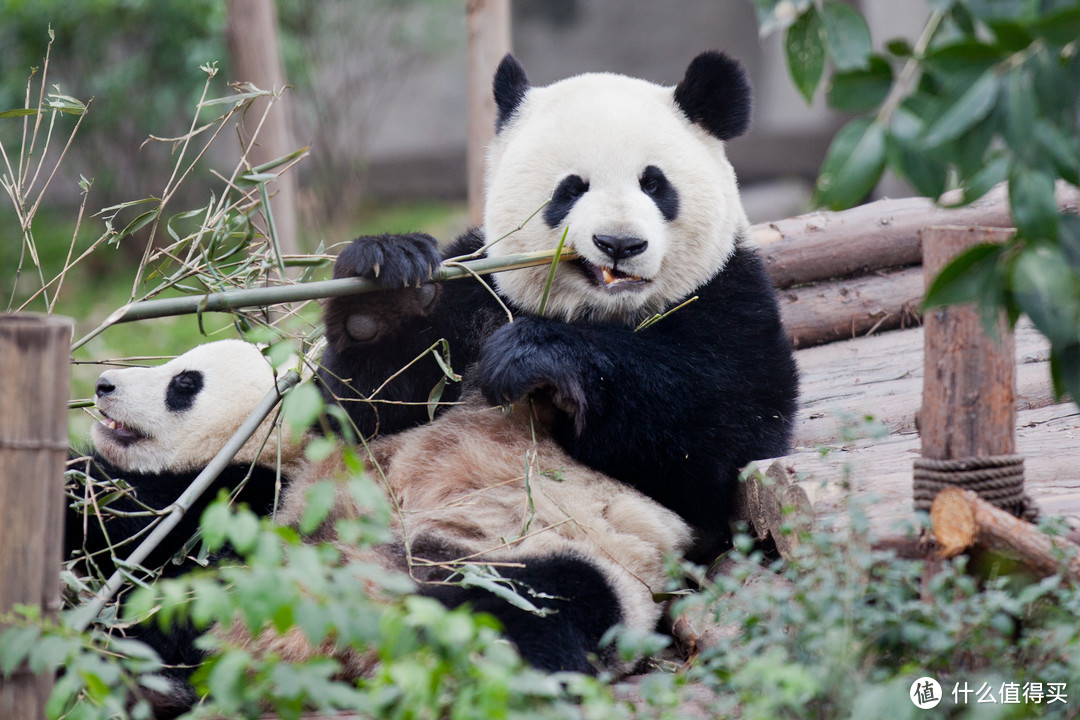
[931,487,1080,580]
[778,265,923,349]
[750,182,1080,289]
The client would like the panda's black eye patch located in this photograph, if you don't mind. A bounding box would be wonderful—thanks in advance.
[544,174,589,229]
[640,165,679,222]
[166,370,204,413]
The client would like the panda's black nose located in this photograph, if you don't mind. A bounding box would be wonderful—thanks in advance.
[593,234,648,261]
[95,379,116,398]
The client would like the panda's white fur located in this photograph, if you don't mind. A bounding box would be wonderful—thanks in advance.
[484,71,749,323]
[91,340,304,475]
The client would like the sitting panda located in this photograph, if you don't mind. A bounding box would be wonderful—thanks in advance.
[66,339,305,579]
[318,50,799,561]
[297,50,799,676]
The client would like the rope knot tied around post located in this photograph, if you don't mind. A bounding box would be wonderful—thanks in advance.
[913,454,1038,522]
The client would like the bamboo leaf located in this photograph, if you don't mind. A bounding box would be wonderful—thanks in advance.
[826,55,893,112]
[0,108,38,118]
[1009,163,1059,241]
[820,0,873,71]
[924,243,1005,309]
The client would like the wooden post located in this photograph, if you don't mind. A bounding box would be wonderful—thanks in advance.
[466,0,511,227]
[0,314,72,717]
[919,226,1017,460]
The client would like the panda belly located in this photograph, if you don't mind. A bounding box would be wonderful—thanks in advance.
[372,399,693,672]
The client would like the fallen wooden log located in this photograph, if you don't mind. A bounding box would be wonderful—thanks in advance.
[931,487,1080,581]
[751,182,1080,289]
[778,265,923,349]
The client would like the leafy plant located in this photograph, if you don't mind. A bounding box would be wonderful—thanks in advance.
[753,0,1080,404]
[677,512,1080,719]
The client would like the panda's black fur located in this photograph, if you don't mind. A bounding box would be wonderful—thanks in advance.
[65,453,283,579]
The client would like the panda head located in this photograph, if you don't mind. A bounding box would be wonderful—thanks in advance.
[484,51,752,324]
[91,340,301,474]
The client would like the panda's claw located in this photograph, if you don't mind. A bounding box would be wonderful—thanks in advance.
[334,233,441,288]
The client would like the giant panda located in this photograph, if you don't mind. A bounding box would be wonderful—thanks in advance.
[66,340,306,716]
[318,50,798,558]
[67,339,305,579]
[306,51,799,673]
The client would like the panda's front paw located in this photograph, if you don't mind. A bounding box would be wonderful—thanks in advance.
[477,318,591,428]
[334,233,441,288]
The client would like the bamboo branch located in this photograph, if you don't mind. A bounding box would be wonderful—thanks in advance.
[71,249,575,351]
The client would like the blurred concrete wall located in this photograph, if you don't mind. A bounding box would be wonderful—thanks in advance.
[354,0,929,222]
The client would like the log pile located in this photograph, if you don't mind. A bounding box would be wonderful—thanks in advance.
[753,182,1080,349]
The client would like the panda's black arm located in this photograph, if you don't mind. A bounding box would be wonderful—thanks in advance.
[317,229,508,439]
[477,245,799,546]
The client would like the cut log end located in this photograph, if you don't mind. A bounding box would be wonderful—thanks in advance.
[930,487,1080,580]
[929,486,979,557]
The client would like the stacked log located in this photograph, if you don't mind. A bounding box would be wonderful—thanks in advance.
[753,183,1080,349]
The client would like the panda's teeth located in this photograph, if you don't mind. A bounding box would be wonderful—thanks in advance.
[601,267,642,286]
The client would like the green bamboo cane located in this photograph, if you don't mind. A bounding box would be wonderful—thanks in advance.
[71,248,576,351]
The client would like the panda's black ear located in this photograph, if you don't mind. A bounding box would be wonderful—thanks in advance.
[673,51,752,141]
[493,53,530,133]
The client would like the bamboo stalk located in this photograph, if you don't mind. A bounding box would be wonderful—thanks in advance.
[71,249,575,351]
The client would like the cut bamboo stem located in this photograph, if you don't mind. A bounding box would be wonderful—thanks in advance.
[71,249,576,351]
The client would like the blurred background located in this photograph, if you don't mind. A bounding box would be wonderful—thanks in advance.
[1,0,929,245]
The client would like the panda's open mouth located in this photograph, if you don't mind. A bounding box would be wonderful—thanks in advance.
[574,259,648,292]
[96,412,147,445]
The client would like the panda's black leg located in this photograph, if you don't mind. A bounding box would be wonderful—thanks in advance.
[421,554,622,673]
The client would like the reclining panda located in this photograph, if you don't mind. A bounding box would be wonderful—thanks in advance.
[311,49,798,668]
[67,339,306,579]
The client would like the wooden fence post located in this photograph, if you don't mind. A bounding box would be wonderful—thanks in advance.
[919,226,1017,460]
[914,225,1028,520]
[0,314,72,717]
[466,0,511,227]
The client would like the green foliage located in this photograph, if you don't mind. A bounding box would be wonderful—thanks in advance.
[677,513,1080,719]
[120,486,627,720]
[755,0,1080,405]
[0,0,227,204]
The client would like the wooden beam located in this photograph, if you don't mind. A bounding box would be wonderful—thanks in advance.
[778,265,923,349]
[0,314,72,716]
[931,487,1080,580]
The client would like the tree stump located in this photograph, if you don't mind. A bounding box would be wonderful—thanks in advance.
[0,314,72,717]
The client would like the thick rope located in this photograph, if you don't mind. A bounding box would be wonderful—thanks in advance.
[913,454,1039,521]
